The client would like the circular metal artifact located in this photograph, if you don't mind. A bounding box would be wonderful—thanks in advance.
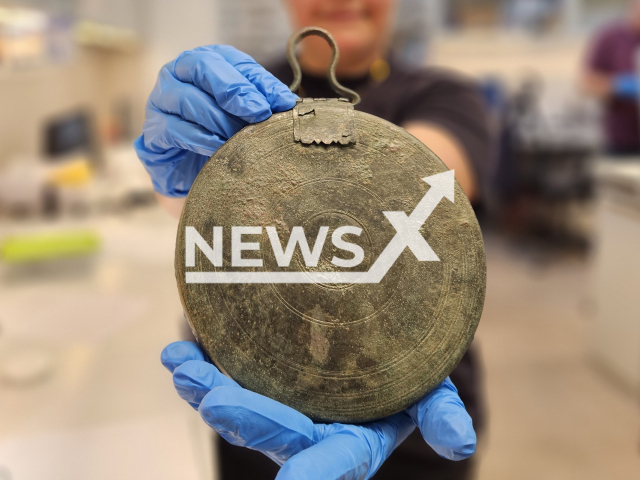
[176,27,486,423]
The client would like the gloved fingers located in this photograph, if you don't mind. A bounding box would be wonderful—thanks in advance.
[362,413,416,472]
[135,146,209,198]
[316,412,415,477]
[201,45,298,113]
[149,67,246,139]
[173,359,239,407]
[275,432,372,480]
[173,50,273,123]
[198,385,315,465]
[613,74,640,99]
[160,341,206,373]
[406,378,476,461]
[142,105,225,157]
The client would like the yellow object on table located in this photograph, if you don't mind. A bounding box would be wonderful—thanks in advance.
[47,158,93,187]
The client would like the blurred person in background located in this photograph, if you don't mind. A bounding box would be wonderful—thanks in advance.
[583,0,640,155]
[135,0,492,479]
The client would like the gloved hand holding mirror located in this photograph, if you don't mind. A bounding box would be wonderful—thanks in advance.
[162,341,475,480]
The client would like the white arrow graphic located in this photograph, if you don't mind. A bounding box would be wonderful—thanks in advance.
[186,170,455,284]
[362,169,455,283]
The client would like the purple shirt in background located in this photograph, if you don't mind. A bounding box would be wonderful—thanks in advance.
[588,22,640,152]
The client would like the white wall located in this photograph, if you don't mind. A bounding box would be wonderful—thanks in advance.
[129,0,223,140]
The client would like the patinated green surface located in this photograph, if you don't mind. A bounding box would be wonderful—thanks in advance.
[176,104,486,423]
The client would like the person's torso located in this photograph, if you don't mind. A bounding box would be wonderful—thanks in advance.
[595,23,640,150]
[263,59,488,447]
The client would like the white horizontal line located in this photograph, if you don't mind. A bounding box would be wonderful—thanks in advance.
[186,271,376,284]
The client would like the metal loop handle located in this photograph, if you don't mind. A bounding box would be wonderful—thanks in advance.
[286,26,361,105]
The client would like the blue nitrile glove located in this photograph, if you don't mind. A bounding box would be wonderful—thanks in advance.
[162,341,476,480]
[613,73,640,99]
[134,46,298,197]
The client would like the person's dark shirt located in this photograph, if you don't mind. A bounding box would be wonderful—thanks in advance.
[266,60,493,202]
[264,60,490,469]
[588,21,640,152]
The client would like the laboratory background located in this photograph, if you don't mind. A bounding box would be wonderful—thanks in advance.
[0,0,639,479]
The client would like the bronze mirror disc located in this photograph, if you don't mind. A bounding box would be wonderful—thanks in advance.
[175,105,486,423]
[175,26,485,423]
